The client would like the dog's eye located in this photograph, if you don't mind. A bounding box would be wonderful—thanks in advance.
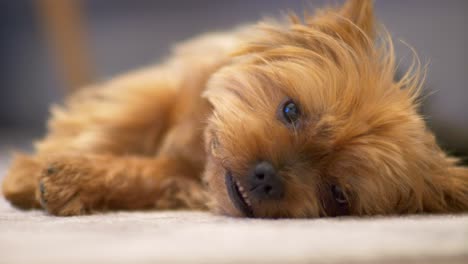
[281,100,300,124]
[331,185,347,205]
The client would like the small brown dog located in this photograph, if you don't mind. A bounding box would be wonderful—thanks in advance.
[2,0,468,218]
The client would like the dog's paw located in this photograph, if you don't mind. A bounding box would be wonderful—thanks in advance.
[37,156,92,216]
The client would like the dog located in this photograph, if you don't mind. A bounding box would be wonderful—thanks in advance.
[2,0,468,218]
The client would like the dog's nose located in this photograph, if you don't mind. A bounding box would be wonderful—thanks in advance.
[249,161,284,200]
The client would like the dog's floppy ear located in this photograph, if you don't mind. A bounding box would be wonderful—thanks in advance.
[419,149,468,213]
[309,0,375,42]
[438,165,468,212]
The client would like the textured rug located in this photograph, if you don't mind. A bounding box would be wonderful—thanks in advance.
[1,143,467,264]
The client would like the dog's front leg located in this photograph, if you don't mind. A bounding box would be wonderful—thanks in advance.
[37,154,207,216]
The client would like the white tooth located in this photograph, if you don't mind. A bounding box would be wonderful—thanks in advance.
[234,179,250,205]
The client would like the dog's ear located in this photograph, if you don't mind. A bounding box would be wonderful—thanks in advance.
[339,0,375,38]
[309,0,375,42]
[438,165,468,212]
[420,156,468,213]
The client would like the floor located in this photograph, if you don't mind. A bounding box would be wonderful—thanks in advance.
[0,135,467,264]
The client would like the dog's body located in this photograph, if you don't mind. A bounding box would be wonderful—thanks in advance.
[3,0,468,217]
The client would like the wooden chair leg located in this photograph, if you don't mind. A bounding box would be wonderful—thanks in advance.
[36,0,94,93]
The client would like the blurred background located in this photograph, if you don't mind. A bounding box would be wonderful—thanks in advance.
[0,0,467,163]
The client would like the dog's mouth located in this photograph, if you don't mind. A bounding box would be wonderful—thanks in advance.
[225,171,253,217]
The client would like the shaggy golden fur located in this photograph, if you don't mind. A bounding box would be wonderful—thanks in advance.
[2,0,468,217]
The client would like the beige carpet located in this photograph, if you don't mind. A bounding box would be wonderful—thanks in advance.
[1,149,468,264]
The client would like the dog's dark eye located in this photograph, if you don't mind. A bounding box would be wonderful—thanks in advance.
[331,185,347,205]
[281,100,300,124]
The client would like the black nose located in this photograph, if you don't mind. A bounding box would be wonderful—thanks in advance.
[248,161,284,200]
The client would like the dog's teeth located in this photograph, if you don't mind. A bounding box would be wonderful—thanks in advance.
[234,179,251,206]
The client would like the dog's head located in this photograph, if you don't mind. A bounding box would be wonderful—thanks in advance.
[203,0,468,218]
